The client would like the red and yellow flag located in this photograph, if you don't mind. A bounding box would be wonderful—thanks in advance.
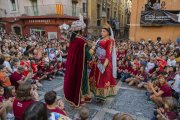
[56,4,63,15]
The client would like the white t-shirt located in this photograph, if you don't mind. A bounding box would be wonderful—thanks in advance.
[145,62,155,73]
[172,74,180,93]
[3,61,13,76]
[167,59,176,67]
[49,53,55,61]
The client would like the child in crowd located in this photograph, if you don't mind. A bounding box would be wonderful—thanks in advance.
[57,61,64,76]
[74,106,89,120]
[155,98,178,120]
[0,65,11,87]
[49,50,56,61]
[44,91,66,116]
[126,65,139,86]
[117,60,124,79]
[46,63,56,81]
[149,75,172,107]
[0,86,13,120]
[31,60,38,73]
[121,61,131,82]
[3,54,13,76]
[20,57,30,76]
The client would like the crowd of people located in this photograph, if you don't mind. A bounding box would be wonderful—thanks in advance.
[0,32,71,120]
[0,29,179,120]
[116,37,180,120]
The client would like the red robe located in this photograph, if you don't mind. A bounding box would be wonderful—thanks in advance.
[89,39,117,99]
[64,37,86,107]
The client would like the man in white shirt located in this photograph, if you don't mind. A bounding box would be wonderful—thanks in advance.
[167,55,176,67]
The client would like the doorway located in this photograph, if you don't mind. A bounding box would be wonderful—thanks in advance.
[13,26,21,35]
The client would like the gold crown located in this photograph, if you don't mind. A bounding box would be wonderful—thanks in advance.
[102,18,111,29]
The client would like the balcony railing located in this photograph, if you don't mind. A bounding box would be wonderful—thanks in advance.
[24,4,86,17]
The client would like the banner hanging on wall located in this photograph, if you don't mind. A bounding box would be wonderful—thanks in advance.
[140,10,180,26]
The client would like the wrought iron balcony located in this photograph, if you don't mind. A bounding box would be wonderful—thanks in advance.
[24,4,85,17]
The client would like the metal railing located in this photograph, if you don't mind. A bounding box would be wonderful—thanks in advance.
[24,4,86,17]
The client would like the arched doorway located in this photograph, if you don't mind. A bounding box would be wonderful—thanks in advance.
[12,25,22,35]
[13,26,21,35]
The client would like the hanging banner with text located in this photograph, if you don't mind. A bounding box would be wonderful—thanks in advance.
[140,10,180,26]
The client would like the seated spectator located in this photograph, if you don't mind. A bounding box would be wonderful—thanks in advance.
[13,83,36,120]
[22,101,49,120]
[145,58,156,73]
[23,101,71,120]
[49,50,56,61]
[10,66,31,90]
[155,98,178,120]
[156,57,167,72]
[44,53,50,65]
[0,86,13,120]
[112,113,134,120]
[166,66,176,85]
[172,67,180,93]
[126,65,139,85]
[32,70,47,83]
[136,66,148,88]
[44,91,66,116]
[149,75,172,106]
[11,58,20,72]
[139,56,147,67]
[167,55,176,67]
[31,60,38,73]
[46,63,56,81]
[20,57,30,76]
[0,65,11,87]
[4,86,16,100]
[74,106,89,120]
[117,60,124,79]
[57,61,64,76]
[3,54,13,76]
[121,61,131,82]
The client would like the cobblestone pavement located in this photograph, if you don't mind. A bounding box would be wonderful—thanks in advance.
[38,76,155,120]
